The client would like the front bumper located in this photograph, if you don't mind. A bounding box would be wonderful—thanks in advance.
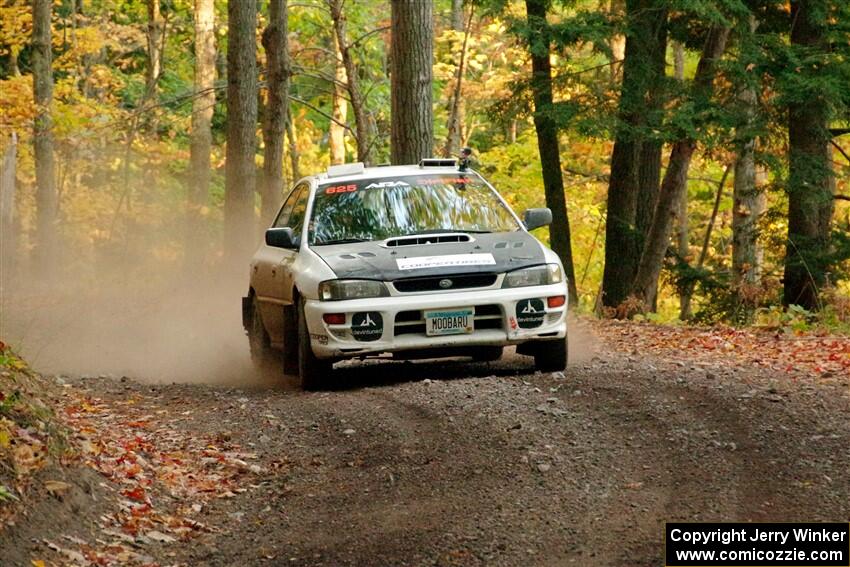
[304,283,568,359]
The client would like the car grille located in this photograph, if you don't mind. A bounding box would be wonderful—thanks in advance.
[394,304,503,336]
[393,273,498,293]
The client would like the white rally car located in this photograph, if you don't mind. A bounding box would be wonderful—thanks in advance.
[243,160,568,389]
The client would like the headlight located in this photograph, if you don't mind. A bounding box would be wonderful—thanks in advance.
[318,279,389,301]
[502,264,563,288]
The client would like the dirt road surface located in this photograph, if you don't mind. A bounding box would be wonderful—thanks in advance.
[4,322,850,566]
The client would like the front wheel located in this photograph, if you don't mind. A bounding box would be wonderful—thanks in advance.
[533,335,568,372]
[297,299,332,390]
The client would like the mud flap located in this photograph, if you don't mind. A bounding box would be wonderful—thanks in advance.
[516,341,541,357]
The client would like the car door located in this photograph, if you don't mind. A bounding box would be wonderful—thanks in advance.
[252,183,307,306]
[276,182,310,305]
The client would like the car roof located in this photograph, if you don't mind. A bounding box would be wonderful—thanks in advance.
[314,164,475,185]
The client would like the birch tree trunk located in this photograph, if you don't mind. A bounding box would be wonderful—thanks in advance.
[186,0,216,270]
[608,0,625,82]
[631,26,730,306]
[672,40,692,319]
[0,134,18,278]
[224,0,258,264]
[261,0,291,225]
[390,0,434,165]
[146,0,164,94]
[33,0,57,278]
[731,17,765,321]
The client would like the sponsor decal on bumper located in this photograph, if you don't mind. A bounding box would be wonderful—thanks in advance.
[303,284,568,359]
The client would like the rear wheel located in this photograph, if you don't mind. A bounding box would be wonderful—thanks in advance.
[248,296,282,378]
[297,299,332,390]
[533,335,568,372]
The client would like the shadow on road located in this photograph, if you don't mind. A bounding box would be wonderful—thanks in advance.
[278,352,535,393]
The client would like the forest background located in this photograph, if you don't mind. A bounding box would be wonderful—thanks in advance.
[1,0,849,335]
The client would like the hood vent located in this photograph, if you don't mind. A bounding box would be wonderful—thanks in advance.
[385,233,472,247]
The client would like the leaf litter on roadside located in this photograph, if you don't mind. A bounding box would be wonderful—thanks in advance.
[598,320,850,380]
[45,390,269,565]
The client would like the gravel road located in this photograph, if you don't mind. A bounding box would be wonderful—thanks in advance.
[66,330,850,567]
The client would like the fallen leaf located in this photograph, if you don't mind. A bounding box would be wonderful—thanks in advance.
[44,480,72,496]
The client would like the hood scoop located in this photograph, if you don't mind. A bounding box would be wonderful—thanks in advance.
[385,233,472,247]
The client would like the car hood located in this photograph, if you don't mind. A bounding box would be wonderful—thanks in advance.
[310,231,548,281]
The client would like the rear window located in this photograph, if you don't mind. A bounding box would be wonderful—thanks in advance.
[309,174,519,245]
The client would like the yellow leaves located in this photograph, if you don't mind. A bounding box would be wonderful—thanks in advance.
[0,75,36,128]
[0,418,13,449]
[12,441,46,477]
[0,2,32,55]
[31,560,46,567]
[54,27,109,71]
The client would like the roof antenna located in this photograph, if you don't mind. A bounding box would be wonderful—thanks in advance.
[458,147,473,172]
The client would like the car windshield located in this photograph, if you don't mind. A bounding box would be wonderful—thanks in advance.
[309,173,520,245]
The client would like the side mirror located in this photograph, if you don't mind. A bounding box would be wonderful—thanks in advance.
[523,208,553,231]
[265,227,298,249]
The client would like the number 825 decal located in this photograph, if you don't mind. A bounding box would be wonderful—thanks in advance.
[324,184,358,194]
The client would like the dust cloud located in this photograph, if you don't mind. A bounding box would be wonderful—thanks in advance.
[1,266,256,385]
[1,244,596,385]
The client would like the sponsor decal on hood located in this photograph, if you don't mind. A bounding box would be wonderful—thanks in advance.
[396,253,496,271]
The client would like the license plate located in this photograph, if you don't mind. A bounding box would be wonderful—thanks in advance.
[424,308,474,336]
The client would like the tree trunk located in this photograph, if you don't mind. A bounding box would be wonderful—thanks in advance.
[261,0,291,226]
[783,0,834,310]
[731,17,764,321]
[608,0,625,82]
[0,134,18,278]
[672,40,690,318]
[631,25,730,306]
[146,0,164,94]
[390,0,434,165]
[186,0,216,271]
[633,18,667,311]
[329,33,348,165]
[524,0,578,305]
[443,0,470,157]
[224,0,258,264]
[32,0,57,278]
[600,0,667,310]
[328,0,373,164]
[287,105,300,181]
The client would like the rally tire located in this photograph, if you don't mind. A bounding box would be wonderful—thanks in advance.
[533,335,568,372]
[248,296,283,379]
[297,299,332,390]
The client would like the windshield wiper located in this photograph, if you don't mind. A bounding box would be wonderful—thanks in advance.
[313,237,369,246]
